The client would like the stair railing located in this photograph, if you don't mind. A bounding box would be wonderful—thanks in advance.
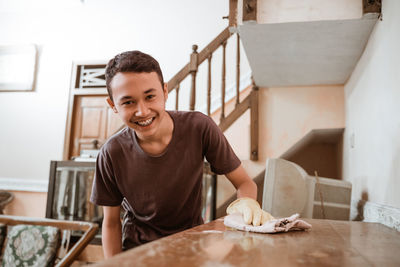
[166,25,258,161]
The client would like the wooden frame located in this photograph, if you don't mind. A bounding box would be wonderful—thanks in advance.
[46,160,102,244]
[0,214,98,267]
[63,60,108,160]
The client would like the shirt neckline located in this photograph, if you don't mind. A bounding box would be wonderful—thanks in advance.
[130,110,176,158]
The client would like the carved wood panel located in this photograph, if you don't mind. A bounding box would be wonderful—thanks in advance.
[69,95,123,159]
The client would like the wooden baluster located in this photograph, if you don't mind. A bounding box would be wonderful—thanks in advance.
[236,33,240,107]
[229,0,238,27]
[243,0,257,22]
[189,45,199,111]
[220,41,227,121]
[175,84,180,110]
[250,78,259,161]
[207,55,212,116]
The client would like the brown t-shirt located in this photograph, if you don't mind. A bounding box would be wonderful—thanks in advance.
[90,111,240,249]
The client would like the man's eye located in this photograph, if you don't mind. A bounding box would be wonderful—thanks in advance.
[146,95,155,100]
[123,101,134,105]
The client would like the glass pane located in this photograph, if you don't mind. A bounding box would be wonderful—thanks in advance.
[51,165,103,223]
[202,162,216,223]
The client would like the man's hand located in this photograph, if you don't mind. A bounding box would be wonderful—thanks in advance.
[226,197,274,226]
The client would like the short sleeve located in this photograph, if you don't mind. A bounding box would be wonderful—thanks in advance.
[202,114,241,174]
[90,147,123,206]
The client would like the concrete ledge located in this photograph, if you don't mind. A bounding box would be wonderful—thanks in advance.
[0,177,48,192]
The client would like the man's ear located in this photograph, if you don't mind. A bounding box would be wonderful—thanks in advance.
[163,83,168,102]
[107,97,118,113]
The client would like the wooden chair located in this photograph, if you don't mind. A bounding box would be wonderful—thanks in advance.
[0,214,98,267]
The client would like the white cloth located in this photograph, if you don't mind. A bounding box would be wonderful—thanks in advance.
[224,213,312,233]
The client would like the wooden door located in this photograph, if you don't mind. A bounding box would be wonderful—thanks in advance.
[68,95,123,159]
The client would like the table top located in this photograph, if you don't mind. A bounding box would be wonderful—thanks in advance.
[91,218,400,267]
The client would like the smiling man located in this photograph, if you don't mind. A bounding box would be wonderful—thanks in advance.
[90,50,266,258]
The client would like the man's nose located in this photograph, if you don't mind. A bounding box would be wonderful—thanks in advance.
[135,101,150,117]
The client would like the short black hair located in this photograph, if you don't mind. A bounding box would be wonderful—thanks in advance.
[105,50,164,101]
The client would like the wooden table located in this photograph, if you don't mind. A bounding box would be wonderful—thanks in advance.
[91,218,400,266]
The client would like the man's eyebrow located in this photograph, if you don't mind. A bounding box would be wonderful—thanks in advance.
[119,96,133,102]
[144,88,156,94]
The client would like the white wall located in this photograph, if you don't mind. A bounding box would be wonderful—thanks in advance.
[0,0,244,182]
[343,0,400,209]
[257,0,362,24]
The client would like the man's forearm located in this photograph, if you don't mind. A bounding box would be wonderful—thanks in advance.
[237,179,257,199]
[225,164,257,200]
[102,220,122,259]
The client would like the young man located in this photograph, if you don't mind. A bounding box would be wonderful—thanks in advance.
[90,50,267,258]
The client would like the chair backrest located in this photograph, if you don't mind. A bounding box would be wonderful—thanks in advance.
[0,215,98,267]
[262,158,352,220]
[262,158,314,218]
[0,223,5,252]
[46,160,102,244]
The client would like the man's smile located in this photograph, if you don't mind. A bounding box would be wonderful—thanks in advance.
[134,117,155,127]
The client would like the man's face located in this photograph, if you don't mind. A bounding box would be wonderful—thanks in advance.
[107,72,169,141]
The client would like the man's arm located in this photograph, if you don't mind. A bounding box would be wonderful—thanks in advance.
[225,164,257,199]
[102,206,122,259]
[225,164,274,226]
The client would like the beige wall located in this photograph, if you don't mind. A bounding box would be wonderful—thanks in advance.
[287,142,342,179]
[4,191,47,218]
[343,0,400,209]
[258,85,345,162]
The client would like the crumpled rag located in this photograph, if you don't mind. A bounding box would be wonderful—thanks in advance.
[224,213,312,233]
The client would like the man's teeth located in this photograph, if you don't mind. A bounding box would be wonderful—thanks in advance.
[136,118,153,126]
